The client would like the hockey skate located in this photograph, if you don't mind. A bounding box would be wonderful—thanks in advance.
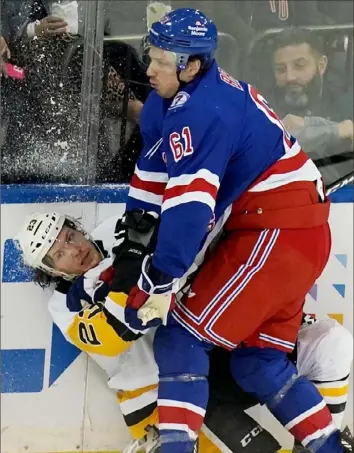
[341,426,354,452]
[292,440,309,453]
[122,426,160,453]
[122,426,199,453]
[292,427,354,453]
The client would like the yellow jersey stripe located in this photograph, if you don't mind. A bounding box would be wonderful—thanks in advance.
[109,291,128,308]
[117,384,158,404]
[318,385,349,397]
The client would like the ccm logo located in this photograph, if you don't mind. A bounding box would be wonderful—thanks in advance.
[240,425,263,447]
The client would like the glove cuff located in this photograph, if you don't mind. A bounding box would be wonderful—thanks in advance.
[112,240,146,265]
[138,255,177,295]
[122,209,159,234]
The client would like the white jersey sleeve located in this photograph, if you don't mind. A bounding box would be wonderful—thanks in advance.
[296,316,353,430]
[297,317,353,382]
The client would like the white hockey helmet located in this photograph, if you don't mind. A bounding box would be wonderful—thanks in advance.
[15,212,91,279]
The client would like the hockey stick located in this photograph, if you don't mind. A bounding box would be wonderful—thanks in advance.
[326,170,354,196]
[314,151,354,167]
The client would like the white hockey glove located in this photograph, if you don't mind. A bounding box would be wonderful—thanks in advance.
[125,256,178,329]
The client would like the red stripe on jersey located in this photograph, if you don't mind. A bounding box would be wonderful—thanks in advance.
[250,148,309,189]
[249,85,279,123]
[130,173,167,196]
[163,178,218,203]
[159,405,204,432]
[289,405,333,443]
[283,134,293,149]
[270,149,309,175]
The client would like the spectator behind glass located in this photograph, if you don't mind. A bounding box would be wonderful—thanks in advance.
[3,0,110,39]
[1,0,11,76]
[233,0,334,33]
[0,35,11,76]
[317,0,354,25]
[230,0,334,36]
[0,33,144,184]
[269,27,353,159]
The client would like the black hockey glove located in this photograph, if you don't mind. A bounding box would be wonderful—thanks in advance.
[112,209,159,262]
[111,209,159,294]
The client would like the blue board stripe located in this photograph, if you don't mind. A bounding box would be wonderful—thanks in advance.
[1,183,353,204]
[49,324,81,387]
[1,349,45,393]
[2,239,34,283]
[0,184,130,204]
[329,185,354,203]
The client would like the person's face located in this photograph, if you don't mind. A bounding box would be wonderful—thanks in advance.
[273,43,327,108]
[146,46,200,98]
[45,226,101,276]
[146,46,180,98]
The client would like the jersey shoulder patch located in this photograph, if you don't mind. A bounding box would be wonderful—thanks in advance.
[169,91,190,110]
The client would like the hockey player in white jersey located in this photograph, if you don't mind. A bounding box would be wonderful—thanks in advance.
[16,211,162,453]
[15,210,353,453]
[292,315,353,452]
[208,313,354,453]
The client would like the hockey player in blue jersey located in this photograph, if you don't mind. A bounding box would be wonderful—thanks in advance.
[119,8,345,453]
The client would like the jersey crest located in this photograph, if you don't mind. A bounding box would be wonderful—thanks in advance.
[169,91,190,110]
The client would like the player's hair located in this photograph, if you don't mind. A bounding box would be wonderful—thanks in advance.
[272,27,325,57]
[33,217,80,289]
[187,55,213,76]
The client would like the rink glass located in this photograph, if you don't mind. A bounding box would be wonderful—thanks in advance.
[0,1,352,186]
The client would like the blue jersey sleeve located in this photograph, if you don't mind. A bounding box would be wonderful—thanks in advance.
[126,95,167,215]
[126,143,167,215]
[152,109,233,278]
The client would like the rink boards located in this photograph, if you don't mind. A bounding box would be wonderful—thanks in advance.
[1,184,353,453]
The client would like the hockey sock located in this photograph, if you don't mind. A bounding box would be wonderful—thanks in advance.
[230,347,343,453]
[117,384,158,440]
[313,376,350,431]
[153,319,211,453]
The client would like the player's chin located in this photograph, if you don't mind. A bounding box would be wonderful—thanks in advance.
[156,87,166,97]
[156,86,175,99]
[81,260,97,274]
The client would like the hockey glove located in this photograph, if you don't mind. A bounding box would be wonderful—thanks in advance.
[111,209,160,294]
[125,255,178,330]
[67,258,113,311]
[112,209,159,263]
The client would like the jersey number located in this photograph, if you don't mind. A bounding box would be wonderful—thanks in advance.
[249,85,291,143]
[169,126,193,163]
[78,323,101,346]
[77,305,102,346]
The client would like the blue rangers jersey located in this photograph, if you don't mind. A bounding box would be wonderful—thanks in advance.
[127,61,323,279]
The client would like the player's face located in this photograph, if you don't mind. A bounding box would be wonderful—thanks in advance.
[45,226,101,276]
[273,43,327,107]
[147,46,180,98]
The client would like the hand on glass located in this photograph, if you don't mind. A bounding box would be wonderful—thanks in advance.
[35,16,68,36]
